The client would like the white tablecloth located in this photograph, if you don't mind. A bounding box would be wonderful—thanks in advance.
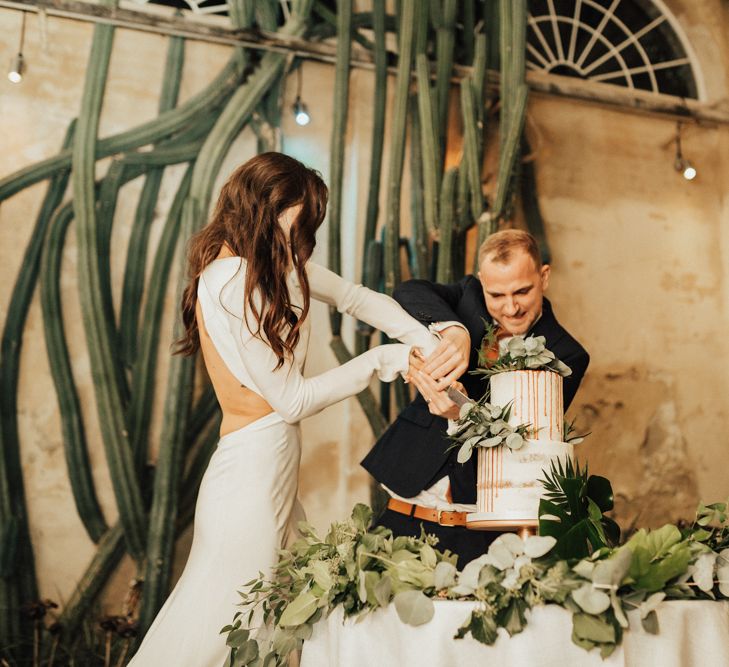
[300,599,729,667]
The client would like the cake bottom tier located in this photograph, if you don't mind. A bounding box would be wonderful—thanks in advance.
[468,439,573,530]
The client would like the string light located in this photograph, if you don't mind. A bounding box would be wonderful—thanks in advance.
[292,64,310,126]
[674,122,696,181]
[8,12,27,84]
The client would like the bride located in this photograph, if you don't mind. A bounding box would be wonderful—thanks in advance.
[128,152,438,665]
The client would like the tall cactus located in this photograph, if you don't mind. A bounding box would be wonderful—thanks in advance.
[431,0,458,154]
[355,0,387,356]
[408,94,428,280]
[436,167,458,283]
[41,200,109,545]
[72,18,148,563]
[492,0,528,222]
[460,78,485,221]
[0,55,247,202]
[119,36,185,369]
[383,0,417,295]
[0,120,77,647]
[416,53,441,239]
[327,0,352,337]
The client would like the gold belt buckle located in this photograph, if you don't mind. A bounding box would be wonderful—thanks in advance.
[437,509,445,525]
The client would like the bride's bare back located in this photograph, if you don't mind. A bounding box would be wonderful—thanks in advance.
[196,301,274,436]
[196,247,273,436]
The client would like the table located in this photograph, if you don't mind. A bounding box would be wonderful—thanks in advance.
[300,599,729,666]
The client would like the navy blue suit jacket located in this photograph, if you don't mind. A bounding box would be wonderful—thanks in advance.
[361,275,590,503]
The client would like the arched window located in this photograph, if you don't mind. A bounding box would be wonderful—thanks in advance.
[526,0,702,100]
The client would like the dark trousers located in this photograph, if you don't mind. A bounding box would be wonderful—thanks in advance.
[374,508,500,570]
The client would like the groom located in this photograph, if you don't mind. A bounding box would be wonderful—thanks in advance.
[361,229,590,566]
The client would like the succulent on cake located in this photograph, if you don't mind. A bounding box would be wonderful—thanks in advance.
[475,322,572,378]
[449,397,531,463]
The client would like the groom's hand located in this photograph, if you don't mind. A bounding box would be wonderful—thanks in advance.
[409,369,466,421]
[421,325,470,389]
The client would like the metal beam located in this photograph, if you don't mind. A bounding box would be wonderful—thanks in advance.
[4,0,729,125]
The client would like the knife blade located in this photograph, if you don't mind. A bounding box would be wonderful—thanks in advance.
[446,385,471,408]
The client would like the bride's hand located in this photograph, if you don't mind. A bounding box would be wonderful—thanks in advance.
[408,368,464,420]
[406,347,425,379]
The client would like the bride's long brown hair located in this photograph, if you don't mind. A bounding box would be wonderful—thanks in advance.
[176,152,328,368]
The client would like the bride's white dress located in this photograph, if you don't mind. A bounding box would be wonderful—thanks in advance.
[128,258,437,666]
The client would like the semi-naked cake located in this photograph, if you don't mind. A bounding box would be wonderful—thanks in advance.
[466,369,573,530]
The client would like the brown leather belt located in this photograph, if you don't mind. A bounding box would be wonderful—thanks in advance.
[387,498,468,527]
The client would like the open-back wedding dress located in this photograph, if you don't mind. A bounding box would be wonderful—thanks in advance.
[128,258,437,666]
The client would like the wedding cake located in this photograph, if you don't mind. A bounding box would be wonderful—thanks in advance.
[466,369,573,530]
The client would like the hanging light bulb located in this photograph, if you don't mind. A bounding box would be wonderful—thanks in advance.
[291,64,311,126]
[293,96,311,126]
[8,54,25,84]
[681,161,697,181]
[7,12,27,84]
[673,122,697,181]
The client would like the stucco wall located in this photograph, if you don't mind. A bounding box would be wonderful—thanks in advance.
[1,0,728,615]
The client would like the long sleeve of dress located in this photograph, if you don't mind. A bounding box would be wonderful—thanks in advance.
[306,262,439,355]
[199,259,437,424]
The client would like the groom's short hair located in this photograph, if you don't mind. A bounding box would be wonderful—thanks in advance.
[478,229,542,270]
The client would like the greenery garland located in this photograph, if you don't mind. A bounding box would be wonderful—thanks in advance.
[223,496,729,666]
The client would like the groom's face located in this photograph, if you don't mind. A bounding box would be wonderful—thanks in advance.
[477,249,550,336]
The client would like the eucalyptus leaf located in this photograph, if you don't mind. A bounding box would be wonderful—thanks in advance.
[469,611,499,645]
[716,562,729,597]
[480,435,503,448]
[638,592,666,619]
[572,583,611,614]
[374,574,392,607]
[393,590,435,626]
[592,548,632,588]
[524,535,556,559]
[308,560,333,592]
[690,552,717,592]
[497,598,528,636]
[434,561,457,590]
[232,639,259,667]
[226,628,250,648]
[454,554,489,593]
[610,590,629,629]
[641,610,659,634]
[507,337,527,357]
[351,503,373,532]
[505,432,525,451]
[271,627,300,657]
[572,613,616,644]
[459,402,475,419]
[489,420,509,435]
[457,441,475,463]
[499,532,525,556]
[486,539,516,570]
[357,570,368,603]
[420,543,437,569]
[489,405,503,420]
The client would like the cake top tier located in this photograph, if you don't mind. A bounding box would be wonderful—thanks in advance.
[490,369,564,441]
